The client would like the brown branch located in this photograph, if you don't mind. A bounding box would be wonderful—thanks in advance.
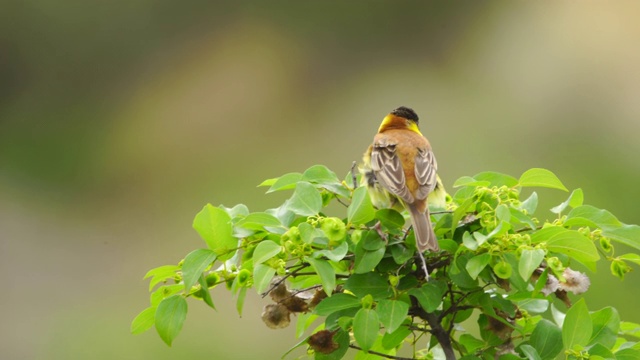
[348,344,415,360]
[409,296,457,360]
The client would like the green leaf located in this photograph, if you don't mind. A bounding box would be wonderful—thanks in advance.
[449,254,479,289]
[589,307,620,348]
[280,335,310,360]
[519,168,568,191]
[375,209,405,230]
[252,240,283,265]
[619,253,640,265]
[253,264,276,294]
[450,196,476,236]
[197,274,215,309]
[344,273,391,300]
[462,231,478,250]
[562,298,592,349]
[315,293,361,316]
[376,300,409,334]
[519,249,545,281]
[236,212,283,231]
[453,176,490,188]
[466,253,491,280]
[223,203,250,218]
[474,171,519,187]
[620,321,640,338]
[348,187,375,225]
[531,227,599,271]
[532,268,549,296]
[510,208,537,230]
[298,222,326,245]
[530,319,563,359]
[486,221,512,240]
[145,265,180,292]
[408,282,446,313]
[303,165,350,198]
[381,321,411,349]
[315,241,349,262]
[473,231,488,246]
[155,295,188,346]
[390,244,413,265]
[565,205,622,228]
[354,236,386,274]
[361,230,386,251]
[516,298,549,314]
[520,344,542,360]
[302,164,340,184]
[603,224,640,252]
[264,172,302,193]
[286,181,323,216]
[150,284,183,307]
[236,286,247,316]
[193,204,238,260]
[295,313,317,338]
[354,248,385,274]
[496,204,511,222]
[353,308,379,351]
[258,177,277,187]
[182,249,217,292]
[520,191,539,215]
[551,304,566,328]
[459,334,485,353]
[504,252,528,292]
[615,348,640,360]
[587,344,614,359]
[131,306,156,334]
[551,189,584,214]
[306,257,336,296]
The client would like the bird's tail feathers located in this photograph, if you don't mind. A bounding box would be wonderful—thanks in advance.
[408,205,440,253]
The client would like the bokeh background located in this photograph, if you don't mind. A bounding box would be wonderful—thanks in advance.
[2,2,640,359]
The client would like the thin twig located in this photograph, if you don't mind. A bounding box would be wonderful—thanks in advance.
[293,272,350,279]
[287,285,323,298]
[351,161,358,189]
[260,264,307,298]
[348,344,415,360]
[515,225,542,233]
[335,196,349,207]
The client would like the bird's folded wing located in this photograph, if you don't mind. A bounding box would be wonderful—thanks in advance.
[370,143,414,204]
[414,148,438,201]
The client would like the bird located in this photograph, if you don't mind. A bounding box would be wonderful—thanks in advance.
[361,106,443,278]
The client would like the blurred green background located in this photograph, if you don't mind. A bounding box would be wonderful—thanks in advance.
[2,1,640,359]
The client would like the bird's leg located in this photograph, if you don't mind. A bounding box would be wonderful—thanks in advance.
[417,250,430,281]
[402,225,430,279]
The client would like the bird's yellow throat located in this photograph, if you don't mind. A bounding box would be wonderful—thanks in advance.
[378,114,423,135]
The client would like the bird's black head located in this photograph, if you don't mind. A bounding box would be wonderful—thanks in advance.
[391,106,419,123]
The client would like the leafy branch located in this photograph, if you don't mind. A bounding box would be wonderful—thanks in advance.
[132,165,640,360]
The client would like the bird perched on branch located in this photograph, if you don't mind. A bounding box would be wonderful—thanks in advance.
[361,106,444,277]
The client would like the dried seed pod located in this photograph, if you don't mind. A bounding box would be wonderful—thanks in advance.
[261,304,291,329]
[280,295,309,313]
[308,330,339,354]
